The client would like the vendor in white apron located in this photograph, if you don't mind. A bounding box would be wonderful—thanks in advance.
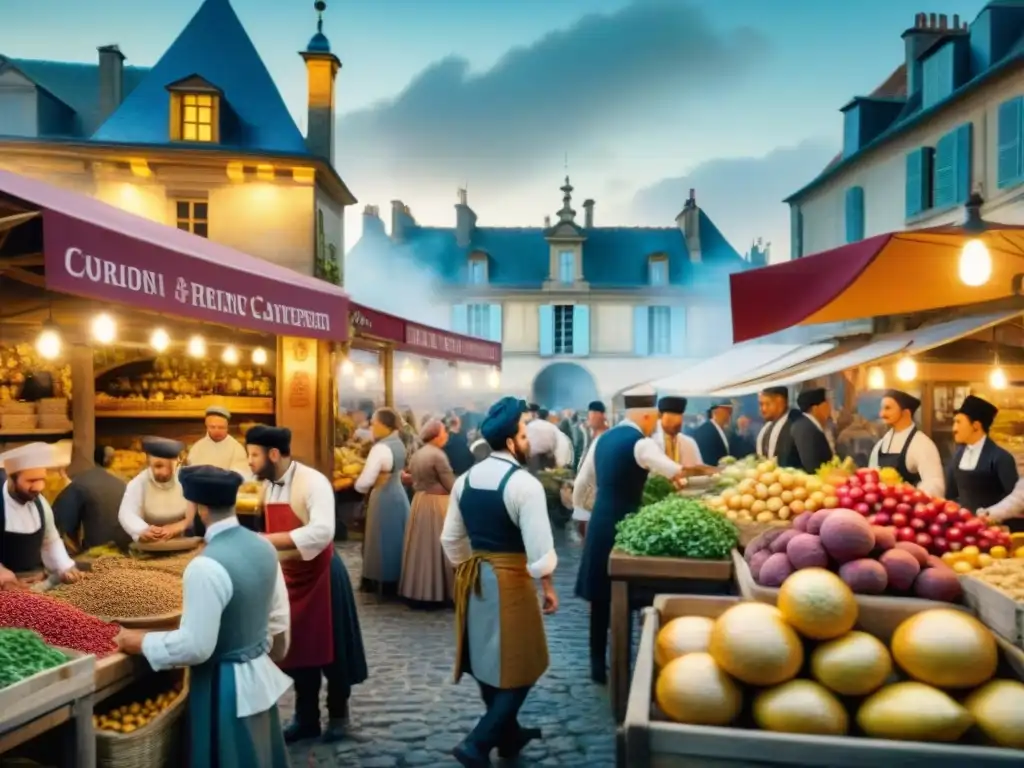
[868,390,945,498]
[187,406,250,477]
[118,437,196,543]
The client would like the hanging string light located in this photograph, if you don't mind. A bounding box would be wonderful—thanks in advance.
[222,345,240,365]
[340,357,354,376]
[91,313,116,344]
[866,366,886,390]
[187,335,207,358]
[990,365,1008,390]
[251,347,268,366]
[896,355,917,382]
[36,319,62,360]
[150,328,171,352]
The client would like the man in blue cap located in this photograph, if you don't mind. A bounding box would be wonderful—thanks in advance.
[116,465,292,767]
[441,396,557,767]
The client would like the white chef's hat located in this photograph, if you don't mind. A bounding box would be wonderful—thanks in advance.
[0,442,68,473]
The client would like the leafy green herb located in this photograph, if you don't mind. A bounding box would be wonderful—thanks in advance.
[615,496,738,560]
[0,628,68,689]
[642,475,676,507]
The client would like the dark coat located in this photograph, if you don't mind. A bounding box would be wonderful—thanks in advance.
[443,431,475,477]
[790,416,835,474]
[693,421,732,467]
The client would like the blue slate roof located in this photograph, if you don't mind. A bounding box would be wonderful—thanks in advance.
[349,207,748,289]
[93,0,308,154]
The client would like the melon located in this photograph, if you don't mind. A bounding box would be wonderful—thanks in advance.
[655,652,743,726]
[655,616,715,669]
[777,568,858,640]
[964,679,1024,749]
[857,682,973,742]
[708,603,803,686]
[811,631,892,696]
[891,609,998,689]
[753,680,849,736]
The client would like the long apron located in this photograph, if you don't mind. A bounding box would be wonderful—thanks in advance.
[362,438,410,585]
[141,475,204,538]
[875,427,923,486]
[265,501,334,669]
[0,491,46,574]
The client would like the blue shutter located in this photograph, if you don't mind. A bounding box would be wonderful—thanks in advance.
[538,305,554,357]
[487,303,502,342]
[842,108,859,158]
[844,187,864,243]
[451,304,468,334]
[997,97,1022,189]
[669,306,686,356]
[905,150,925,217]
[633,306,650,356]
[572,305,590,357]
[933,131,957,209]
[954,122,973,204]
[789,207,803,259]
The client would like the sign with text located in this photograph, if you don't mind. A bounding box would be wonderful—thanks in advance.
[404,323,501,365]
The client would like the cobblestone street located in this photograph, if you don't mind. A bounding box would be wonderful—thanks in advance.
[281,530,617,767]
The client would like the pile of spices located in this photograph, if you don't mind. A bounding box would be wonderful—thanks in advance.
[0,592,119,657]
[50,569,182,618]
[91,550,201,578]
[0,628,70,688]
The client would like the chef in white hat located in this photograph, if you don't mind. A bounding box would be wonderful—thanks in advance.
[0,442,84,589]
[186,406,250,478]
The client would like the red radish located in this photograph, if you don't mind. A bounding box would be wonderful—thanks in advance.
[895,502,912,516]
[957,508,973,523]
[881,497,898,511]
[864,493,879,506]
[848,487,865,502]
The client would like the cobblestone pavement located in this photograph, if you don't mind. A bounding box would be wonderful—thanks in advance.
[280,528,618,767]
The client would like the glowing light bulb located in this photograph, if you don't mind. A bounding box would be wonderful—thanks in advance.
[188,335,206,358]
[251,347,268,366]
[353,375,367,391]
[340,358,354,376]
[866,366,886,390]
[488,369,500,389]
[990,366,1008,390]
[222,345,239,365]
[91,313,116,344]
[896,355,917,382]
[150,328,170,352]
[459,372,473,389]
[959,239,992,287]
[36,327,61,360]
[364,366,378,382]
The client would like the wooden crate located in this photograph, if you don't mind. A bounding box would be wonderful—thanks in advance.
[736,520,791,549]
[0,651,95,735]
[623,594,1024,767]
[611,550,734,582]
[961,574,1024,648]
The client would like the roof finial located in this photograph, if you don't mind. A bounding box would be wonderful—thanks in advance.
[557,172,575,224]
[305,0,332,53]
[315,0,327,34]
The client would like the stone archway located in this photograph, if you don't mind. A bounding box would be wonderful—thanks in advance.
[531,362,600,411]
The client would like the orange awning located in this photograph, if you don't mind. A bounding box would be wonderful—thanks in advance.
[730,225,1024,343]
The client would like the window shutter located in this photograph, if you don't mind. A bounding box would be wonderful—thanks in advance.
[844,186,865,243]
[669,306,687,356]
[789,207,803,259]
[933,131,957,209]
[954,122,973,204]
[451,304,468,334]
[538,305,554,357]
[633,306,650,356]
[905,150,924,217]
[572,305,590,356]
[997,97,1022,189]
[487,303,502,342]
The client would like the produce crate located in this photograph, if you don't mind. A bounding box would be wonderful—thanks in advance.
[961,575,1024,649]
[611,551,734,582]
[732,551,973,636]
[0,401,36,415]
[95,669,187,768]
[36,398,68,415]
[37,415,73,431]
[623,594,1024,767]
[736,520,791,549]
[1,414,38,430]
[0,650,95,735]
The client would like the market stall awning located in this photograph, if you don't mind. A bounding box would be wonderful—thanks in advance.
[713,310,1021,396]
[730,225,1024,343]
[647,342,835,395]
[0,170,350,341]
[350,303,501,366]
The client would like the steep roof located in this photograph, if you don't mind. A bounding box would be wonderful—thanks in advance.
[93,0,308,155]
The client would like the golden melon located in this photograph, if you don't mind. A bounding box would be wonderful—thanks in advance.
[777,568,858,640]
[655,616,715,669]
[964,679,1024,749]
[891,609,998,689]
[708,602,803,686]
[753,680,848,736]
[857,682,973,742]
[811,631,892,696]
[655,652,743,726]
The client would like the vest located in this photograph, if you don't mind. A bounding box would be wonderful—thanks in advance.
[458,459,526,554]
[593,425,648,519]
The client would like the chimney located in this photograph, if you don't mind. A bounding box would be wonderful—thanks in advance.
[455,187,476,248]
[582,199,595,228]
[543,215,551,228]
[300,2,342,164]
[97,45,125,124]
[362,204,385,236]
[390,200,409,242]
[675,189,701,263]
[902,12,947,97]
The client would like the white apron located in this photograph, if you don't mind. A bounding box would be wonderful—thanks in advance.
[141,473,189,525]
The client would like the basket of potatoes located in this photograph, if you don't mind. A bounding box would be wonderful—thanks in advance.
[95,669,188,768]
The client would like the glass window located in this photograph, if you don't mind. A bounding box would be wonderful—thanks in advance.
[648,306,671,355]
[553,304,574,354]
[181,93,215,142]
[558,250,574,283]
[466,303,491,339]
[175,199,209,238]
[468,259,486,284]
[649,258,667,286]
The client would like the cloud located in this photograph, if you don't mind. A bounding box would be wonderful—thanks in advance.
[335,0,768,186]
[629,139,838,262]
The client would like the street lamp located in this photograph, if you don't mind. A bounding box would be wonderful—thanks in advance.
[958,192,992,287]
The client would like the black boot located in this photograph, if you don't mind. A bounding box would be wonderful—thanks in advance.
[452,741,492,767]
[322,699,349,742]
[497,726,542,759]
[283,717,321,743]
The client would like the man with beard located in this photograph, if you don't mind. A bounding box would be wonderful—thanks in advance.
[441,396,557,767]
[654,396,704,467]
[0,443,84,589]
[245,426,368,743]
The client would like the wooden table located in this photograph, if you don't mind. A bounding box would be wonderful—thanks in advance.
[608,550,735,723]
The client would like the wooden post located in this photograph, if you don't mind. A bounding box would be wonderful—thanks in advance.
[69,344,94,476]
[383,346,395,407]
[315,340,333,476]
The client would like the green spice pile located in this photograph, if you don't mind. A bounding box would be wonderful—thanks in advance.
[615,496,738,560]
[0,628,69,689]
[642,475,676,507]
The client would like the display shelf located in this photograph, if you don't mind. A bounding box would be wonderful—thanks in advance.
[95,395,274,419]
[0,428,73,436]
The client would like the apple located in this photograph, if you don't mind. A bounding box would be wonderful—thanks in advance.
[933,536,948,553]
[854,502,871,516]
[864,493,879,506]
[862,482,878,496]
[978,538,992,553]
[895,502,912,516]
[946,526,964,542]
[964,535,978,546]
[874,512,891,526]
[928,523,944,537]
[891,512,908,528]
[915,532,933,549]
[897,526,916,542]
[935,512,949,526]
[910,518,927,531]
[942,501,961,516]
[846,476,862,488]
[848,487,865,502]
[881,497,898,511]
[963,519,984,534]
[958,509,974,524]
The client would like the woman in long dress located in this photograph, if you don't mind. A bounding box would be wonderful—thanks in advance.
[399,420,456,606]
[355,408,411,597]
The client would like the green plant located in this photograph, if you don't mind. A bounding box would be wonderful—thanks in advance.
[615,497,738,560]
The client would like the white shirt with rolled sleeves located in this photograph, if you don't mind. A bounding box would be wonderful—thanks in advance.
[141,517,292,718]
[868,425,946,499]
[571,421,684,523]
[1,484,75,575]
[354,442,394,494]
[441,451,557,579]
[118,470,187,542]
[264,462,336,561]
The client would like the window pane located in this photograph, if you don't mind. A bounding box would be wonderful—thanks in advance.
[198,107,212,124]
[650,259,667,285]
[193,202,208,220]
[198,124,212,142]
[197,94,212,107]
[183,123,197,141]
[183,106,197,123]
[193,223,208,238]
[558,250,574,283]
[176,221,190,231]
[183,94,197,106]
[176,201,190,219]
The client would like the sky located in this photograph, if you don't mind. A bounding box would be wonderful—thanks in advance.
[1,0,990,262]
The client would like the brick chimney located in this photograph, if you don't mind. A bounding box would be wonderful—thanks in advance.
[361,204,385,236]
[675,188,701,263]
[455,187,477,248]
[390,200,413,242]
[582,199,595,228]
[902,12,952,96]
[97,45,124,124]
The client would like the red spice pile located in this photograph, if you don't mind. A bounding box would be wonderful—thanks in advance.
[0,591,120,657]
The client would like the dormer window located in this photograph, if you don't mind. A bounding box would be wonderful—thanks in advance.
[558,249,575,283]
[167,75,222,144]
[648,255,668,286]
[468,254,488,285]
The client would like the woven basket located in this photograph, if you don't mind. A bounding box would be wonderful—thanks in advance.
[96,669,189,768]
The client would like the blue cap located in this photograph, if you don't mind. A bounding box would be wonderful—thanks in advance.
[179,465,243,508]
[480,397,526,445]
